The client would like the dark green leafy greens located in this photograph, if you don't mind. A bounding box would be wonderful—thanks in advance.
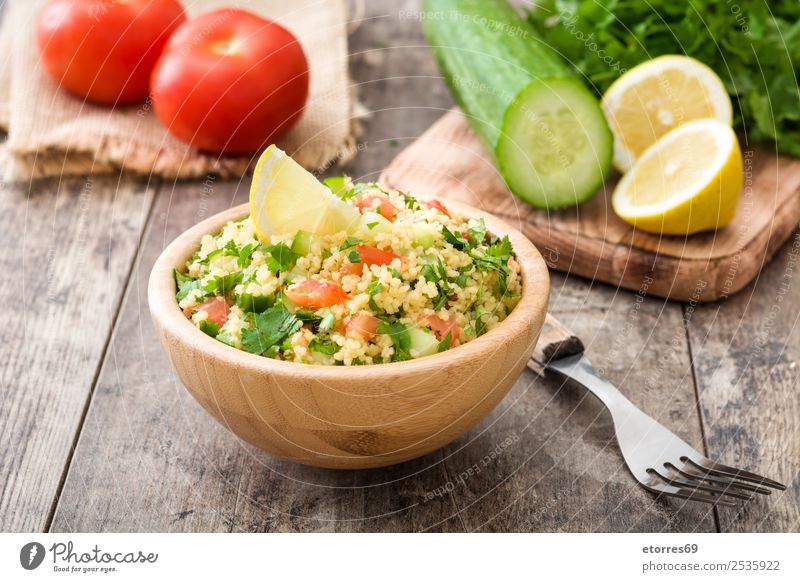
[527,0,800,156]
[241,305,301,356]
[377,320,411,361]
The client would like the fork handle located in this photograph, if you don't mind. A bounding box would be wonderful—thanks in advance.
[531,314,585,364]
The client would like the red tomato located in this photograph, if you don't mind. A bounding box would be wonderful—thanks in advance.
[425,314,460,347]
[285,280,348,308]
[36,0,186,104]
[344,312,379,340]
[426,199,452,217]
[197,297,230,327]
[354,195,399,222]
[150,8,309,154]
[341,245,401,276]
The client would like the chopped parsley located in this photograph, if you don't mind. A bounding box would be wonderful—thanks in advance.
[260,243,299,273]
[338,236,363,251]
[377,320,411,361]
[241,305,301,356]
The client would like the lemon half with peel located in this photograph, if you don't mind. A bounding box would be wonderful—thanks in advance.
[601,55,733,172]
[611,118,742,235]
[250,145,359,240]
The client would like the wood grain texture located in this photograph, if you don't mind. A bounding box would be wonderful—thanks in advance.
[434,273,717,532]
[687,231,800,532]
[381,109,800,302]
[0,175,155,531]
[43,0,797,533]
[531,314,585,365]
[148,201,549,469]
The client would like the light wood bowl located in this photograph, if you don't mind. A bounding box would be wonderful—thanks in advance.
[148,201,550,469]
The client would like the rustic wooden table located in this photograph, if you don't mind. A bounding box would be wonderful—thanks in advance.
[2,0,798,533]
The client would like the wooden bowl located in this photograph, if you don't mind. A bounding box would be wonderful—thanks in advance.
[148,201,550,469]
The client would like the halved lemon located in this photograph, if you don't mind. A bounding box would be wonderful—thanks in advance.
[611,118,742,235]
[601,55,733,172]
[249,145,359,240]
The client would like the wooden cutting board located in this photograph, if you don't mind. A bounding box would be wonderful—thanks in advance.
[380,109,800,302]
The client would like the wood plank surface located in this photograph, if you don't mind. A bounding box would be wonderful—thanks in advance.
[0,175,155,531]
[381,109,800,302]
[687,232,800,532]
[4,0,796,533]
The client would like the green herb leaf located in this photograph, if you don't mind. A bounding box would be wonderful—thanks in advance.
[309,337,337,355]
[366,280,382,312]
[241,305,301,355]
[199,319,220,338]
[377,320,411,361]
[237,243,255,268]
[203,271,243,297]
[174,269,201,301]
[366,222,379,230]
[347,249,362,263]
[467,218,487,246]
[338,237,363,251]
[319,308,336,331]
[442,225,467,250]
[437,331,452,353]
[260,243,299,273]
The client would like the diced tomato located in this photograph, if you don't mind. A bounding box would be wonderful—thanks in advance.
[197,297,230,326]
[426,199,451,217]
[425,314,460,347]
[341,245,401,277]
[285,280,349,308]
[354,194,399,222]
[355,245,401,266]
[344,312,380,340]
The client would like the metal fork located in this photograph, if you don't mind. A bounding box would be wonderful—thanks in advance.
[527,314,786,507]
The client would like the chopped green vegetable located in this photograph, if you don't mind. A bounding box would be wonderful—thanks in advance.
[203,271,243,296]
[527,0,800,157]
[241,305,301,355]
[260,243,299,273]
[309,337,337,355]
[437,331,452,353]
[377,320,411,361]
[319,308,336,331]
[174,268,201,301]
[338,236,363,251]
[347,249,361,263]
[199,320,220,338]
[235,292,274,313]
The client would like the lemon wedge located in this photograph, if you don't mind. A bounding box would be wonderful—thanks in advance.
[249,145,359,240]
[601,55,733,172]
[611,118,742,235]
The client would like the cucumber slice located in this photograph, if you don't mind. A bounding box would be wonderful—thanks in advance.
[497,78,613,209]
[412,222,437,250]
[407,327,439,358]
[235,292,275,313]
[357,212,392,238]
[291,230,324,255]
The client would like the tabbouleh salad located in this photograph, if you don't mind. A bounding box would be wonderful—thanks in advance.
[175,178,522,365]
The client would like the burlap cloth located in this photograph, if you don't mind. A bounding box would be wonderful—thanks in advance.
[0,0,356,181]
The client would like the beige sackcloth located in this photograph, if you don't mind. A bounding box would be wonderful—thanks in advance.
[0,0,356,180]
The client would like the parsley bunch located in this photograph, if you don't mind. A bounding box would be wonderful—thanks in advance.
[528,0,800,156]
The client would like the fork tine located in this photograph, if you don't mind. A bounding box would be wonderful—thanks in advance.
[650,469,753,501]
[646,481,738,507]
[669,463,773,496]
[683,456,787,490]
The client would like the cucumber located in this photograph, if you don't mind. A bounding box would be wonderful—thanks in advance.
[412,222,437,249]
[357,211,392,238]
[291,230,324,255]
[235,292,275,313]
[422,0,613,208]
[407,327,439,358]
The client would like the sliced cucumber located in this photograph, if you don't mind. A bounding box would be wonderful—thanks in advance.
[412,222,437,250]
[235,292,275,313]
[291,230,324,255]
[497,78,613,209]
[357,211,392,238]
[408,327,439,358]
